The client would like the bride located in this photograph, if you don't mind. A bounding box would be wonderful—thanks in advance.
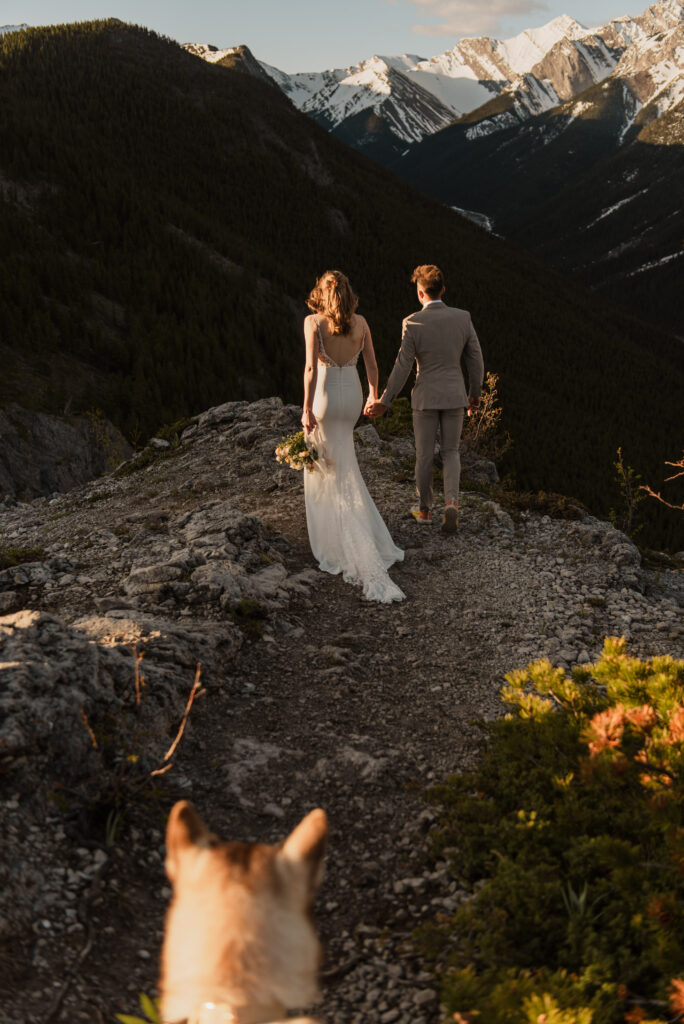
[301,270,405,604]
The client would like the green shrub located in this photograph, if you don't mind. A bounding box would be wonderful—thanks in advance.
[392,455,416,483]
[153,416,198,445]
[425,639,684,1024]
[83,408,129,470]
[231,598,267,638]
[374,397,413,440]
[113,445,177,478]
[494,488,586,520]
[610,447,646,539]
[0,546,46,569]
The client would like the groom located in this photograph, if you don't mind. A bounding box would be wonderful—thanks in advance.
[365,264,484,532]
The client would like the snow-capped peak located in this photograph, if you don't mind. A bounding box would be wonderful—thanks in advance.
[182,42,240,63]
[0,24,28,35]
[361,54,425,73]
[652,0,684,19]
[497,14,589,74]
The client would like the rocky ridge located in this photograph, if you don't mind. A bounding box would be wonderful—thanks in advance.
[0,396,682,1023]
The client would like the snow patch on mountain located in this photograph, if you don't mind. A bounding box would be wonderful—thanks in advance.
[515,73,562,114]
[573,37,619,79]
[648,44,684,112]
[585,188,649,228]
[627,249,684,275]
[451,206,494,231]
[377,54,425,72]
[465,112,520,139]
[406,61,494,115]
[611,81,643,143]
[497,14,589,74]
[0,24,27,35]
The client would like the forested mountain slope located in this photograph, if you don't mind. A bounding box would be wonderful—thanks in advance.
[0,21,682,547]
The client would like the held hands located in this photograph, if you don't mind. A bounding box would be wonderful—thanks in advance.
[363,393,377,416]
[364,398,387,418]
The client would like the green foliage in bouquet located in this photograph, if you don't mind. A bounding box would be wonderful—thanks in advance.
[275,430,318,472]
[424,639,684,1024]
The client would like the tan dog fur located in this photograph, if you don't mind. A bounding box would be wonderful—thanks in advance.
[160,801,327,1024]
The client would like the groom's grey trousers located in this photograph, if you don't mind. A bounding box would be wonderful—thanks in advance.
[413,408,464,511]
[379,301,484,513]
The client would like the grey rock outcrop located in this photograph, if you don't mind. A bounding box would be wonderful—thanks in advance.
[0,605,238,942]
[0,403,131,499]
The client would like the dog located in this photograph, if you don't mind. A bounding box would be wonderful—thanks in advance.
[160,801,328,1024]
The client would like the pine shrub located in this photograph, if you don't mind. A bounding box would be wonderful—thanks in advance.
[425,639,684,1024]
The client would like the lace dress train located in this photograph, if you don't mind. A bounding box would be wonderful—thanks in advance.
[304,332,405,604]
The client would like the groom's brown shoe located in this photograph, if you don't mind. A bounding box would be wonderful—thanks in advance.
[441,501,459,534]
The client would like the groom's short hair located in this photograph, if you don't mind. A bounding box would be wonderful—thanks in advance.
[411,264,444,299]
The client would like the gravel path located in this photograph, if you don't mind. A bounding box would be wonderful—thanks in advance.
[0,397,682,1024]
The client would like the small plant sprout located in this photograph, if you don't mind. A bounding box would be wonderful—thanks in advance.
[462,371,513,463]
[115,991,161,1024]
[609,446,645,538]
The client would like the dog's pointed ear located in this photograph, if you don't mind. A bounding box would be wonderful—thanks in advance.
[165,800,209,882]
[279,808,328,888]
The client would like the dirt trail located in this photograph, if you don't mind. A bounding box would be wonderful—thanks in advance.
[1,398,681,1024]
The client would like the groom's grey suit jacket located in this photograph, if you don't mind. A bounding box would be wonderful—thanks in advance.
[379,301,484,410]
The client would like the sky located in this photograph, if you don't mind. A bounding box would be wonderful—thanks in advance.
[2,0,641,72]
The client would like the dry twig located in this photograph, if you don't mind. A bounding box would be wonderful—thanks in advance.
[157,662,203,767]
[81,706,98,749]
[640,452,684,512]
[133,644,144,708]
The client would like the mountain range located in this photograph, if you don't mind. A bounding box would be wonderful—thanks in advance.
[0,20,682,548]
[185,0,684,334]
[185,2,683,158]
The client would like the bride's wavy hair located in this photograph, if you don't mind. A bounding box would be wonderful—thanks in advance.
[307,270,358,335]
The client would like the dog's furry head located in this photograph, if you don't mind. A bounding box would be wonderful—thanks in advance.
[160,802,327,1023]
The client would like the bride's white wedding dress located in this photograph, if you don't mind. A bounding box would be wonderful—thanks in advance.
[304,319,405,603]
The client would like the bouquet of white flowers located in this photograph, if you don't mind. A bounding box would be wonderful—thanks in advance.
[275,430,319,472]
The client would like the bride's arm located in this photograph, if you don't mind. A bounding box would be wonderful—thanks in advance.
[361,318,379,401]
[302,316,318,434]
